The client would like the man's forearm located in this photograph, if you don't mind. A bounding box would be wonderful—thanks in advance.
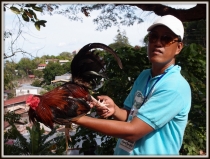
[112,105,130,121]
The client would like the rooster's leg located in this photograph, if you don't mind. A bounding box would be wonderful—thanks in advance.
[65,123,72,154]
[91,96,110,111]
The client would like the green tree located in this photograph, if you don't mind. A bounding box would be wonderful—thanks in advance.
[16,57,37,77]
[58,52,74,60]
[31,79,42,87]
[176,43,206,155]
[4,60,18,90]
[33,69,44,79]
[109,29,132,49]
[42,61,66,85]
[4,60,18,92]
[32,57,45,67]
[183,20,206,47]
[61,62,71,73]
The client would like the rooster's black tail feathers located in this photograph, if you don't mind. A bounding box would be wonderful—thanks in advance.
[71,43,123,89]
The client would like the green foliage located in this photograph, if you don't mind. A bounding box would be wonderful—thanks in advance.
[33,69,44,78]
[61,62,71,73]
[95,135,117,155]
[58,52,74,60]
[42,62,66,85]
[4,61,18,90]
[70,123,98,155]
[176,43,206,155]
[4,111,21,125]
[6,4,47,31]
[97,46,149,107]
[4,112,66,155]
[109,29,132,49]
[31,79,42,87]
[183,20,206,47]
[16,58,37,76]
[42,83,62,92]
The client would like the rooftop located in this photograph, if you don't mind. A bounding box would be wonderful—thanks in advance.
[4,94,32,107]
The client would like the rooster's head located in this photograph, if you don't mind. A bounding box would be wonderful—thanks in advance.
[26,95,40,110]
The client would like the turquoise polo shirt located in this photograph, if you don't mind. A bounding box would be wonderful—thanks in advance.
[114,65,191,155]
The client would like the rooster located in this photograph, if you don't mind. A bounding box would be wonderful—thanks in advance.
[26,43,123,153]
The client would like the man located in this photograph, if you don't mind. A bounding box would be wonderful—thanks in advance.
[73,15,191,155]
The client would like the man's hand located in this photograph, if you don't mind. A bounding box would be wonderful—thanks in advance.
[93,95,117,118]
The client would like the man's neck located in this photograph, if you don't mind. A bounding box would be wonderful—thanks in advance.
[151,61,175,77]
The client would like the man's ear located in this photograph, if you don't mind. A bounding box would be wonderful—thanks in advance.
[175,42,183,55]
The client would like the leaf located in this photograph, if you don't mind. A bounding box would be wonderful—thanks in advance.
[22,12,30,22]
[34,23,40,31]
[24,9,33,18]
[10,6,21,14]
[37,20,47,27]
[33,13,38,20]
[32,6,43,12]
[28,9,38,20]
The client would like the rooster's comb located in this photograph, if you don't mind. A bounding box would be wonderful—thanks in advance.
[26,95,40,110]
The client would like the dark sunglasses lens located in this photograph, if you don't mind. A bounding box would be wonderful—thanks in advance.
[161,35,173,45]
[148,33,158,43]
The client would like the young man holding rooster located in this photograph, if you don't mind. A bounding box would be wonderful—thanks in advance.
[73,15,192,155]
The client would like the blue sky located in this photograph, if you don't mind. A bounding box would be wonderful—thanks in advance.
[3,2,197,62]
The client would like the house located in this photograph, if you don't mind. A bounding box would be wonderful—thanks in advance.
[51,73,72,83]
[59,60,69,65]
[45,59,58,64]
[37,63,47,70]
[4,94,32,133]
[15,84,44,96]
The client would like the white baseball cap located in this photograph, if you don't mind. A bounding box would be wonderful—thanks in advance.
[147,15,184,40]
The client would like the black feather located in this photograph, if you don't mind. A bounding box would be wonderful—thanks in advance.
[71,43,123,89]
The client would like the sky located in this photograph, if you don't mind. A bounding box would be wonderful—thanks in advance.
[3,2,197,63]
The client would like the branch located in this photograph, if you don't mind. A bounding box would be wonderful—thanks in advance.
[115,4,206,22]
[4,49,32,59]
[136,4,206,22]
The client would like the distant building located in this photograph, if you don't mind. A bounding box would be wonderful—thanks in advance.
[45,59,58,64]
[15,84,44,96]
[37,64,47,70]
[59,60,69,65]
[51,73,72,83]
[4,94,31,133]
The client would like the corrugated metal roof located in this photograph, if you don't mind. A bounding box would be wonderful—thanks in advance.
[4,94,32,107]
[15,108,28,115]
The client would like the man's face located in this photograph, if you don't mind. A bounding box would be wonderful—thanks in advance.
[147,25,183,65]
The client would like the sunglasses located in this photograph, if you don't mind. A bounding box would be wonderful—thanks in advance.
[148,32,181,47]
